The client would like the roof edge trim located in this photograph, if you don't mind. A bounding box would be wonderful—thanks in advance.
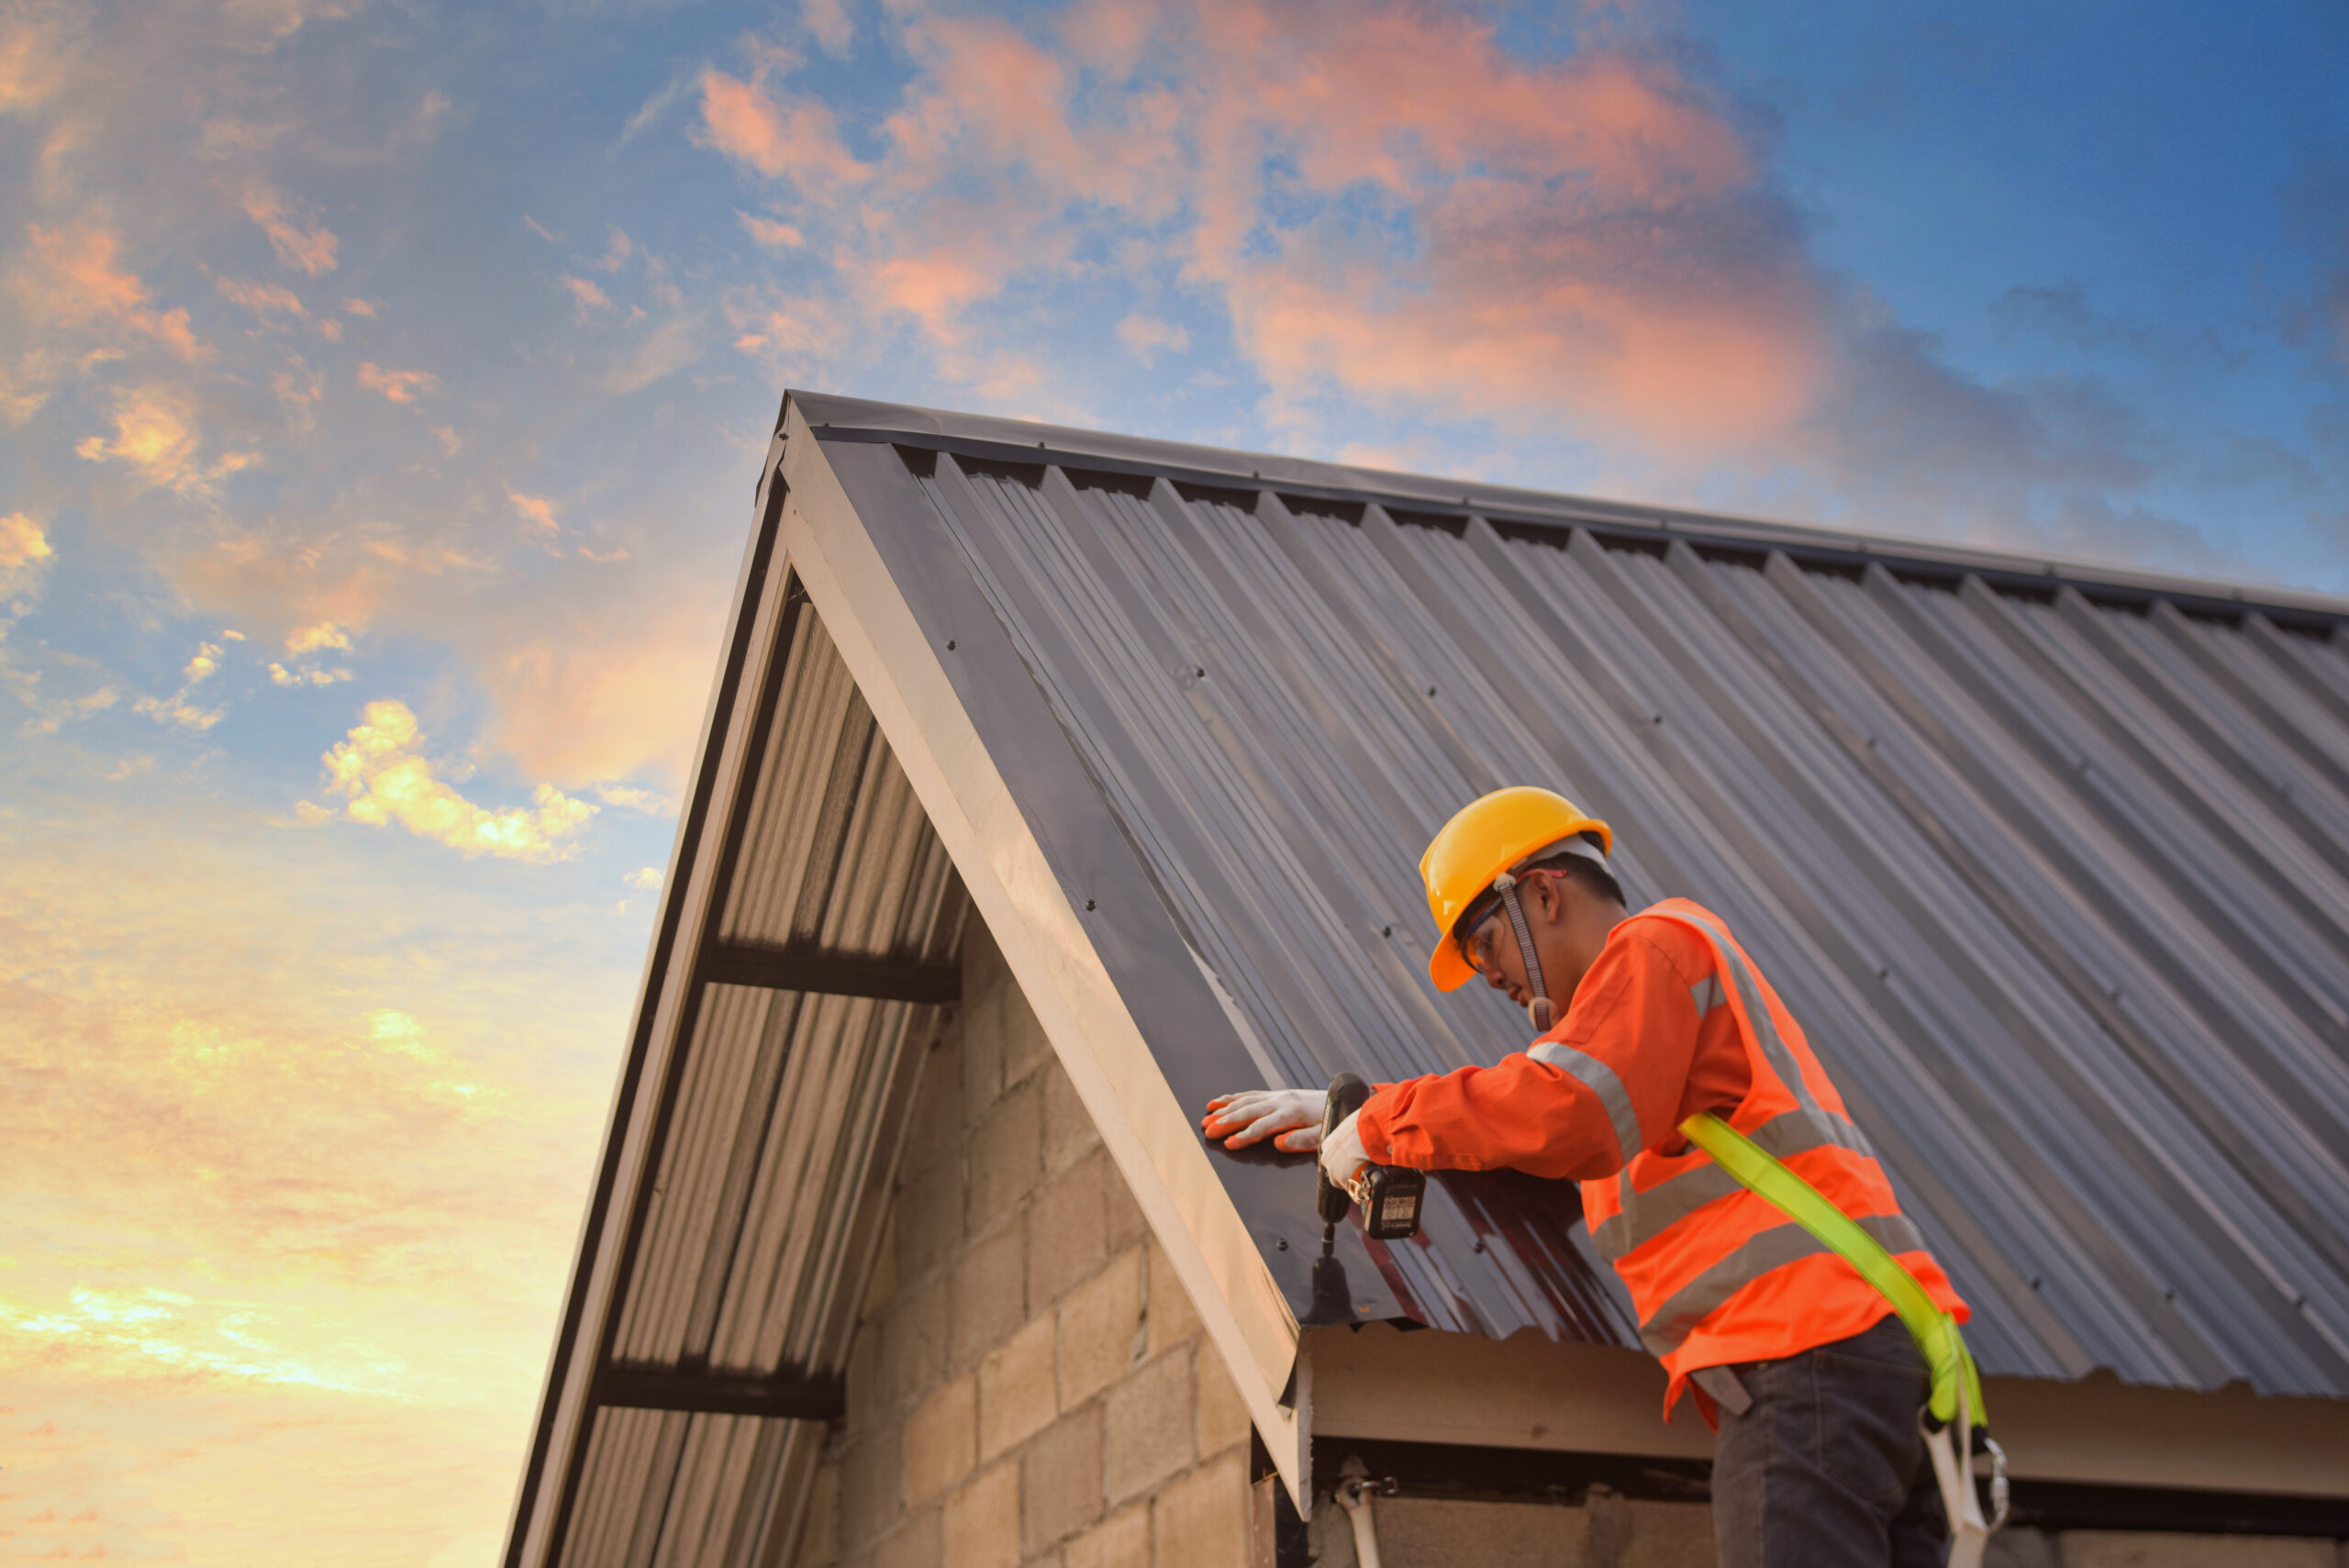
[788,390,2348,632]
[774,395,1315,1507]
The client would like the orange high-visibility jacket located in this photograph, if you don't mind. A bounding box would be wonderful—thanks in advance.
[1355,896,1967,1418]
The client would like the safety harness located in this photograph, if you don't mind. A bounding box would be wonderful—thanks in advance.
[1471,878,2009,1566]
[1681,1113,2009,1568]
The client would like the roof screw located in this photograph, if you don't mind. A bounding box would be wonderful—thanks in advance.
[1085,899,1097,912]
[1038,440,1047,449]
[946,639,957,651]
[1196,667,1206,678]
[1877,965,1890,980]
[1426,686,1437,697]
[1276,1238,1289,1251]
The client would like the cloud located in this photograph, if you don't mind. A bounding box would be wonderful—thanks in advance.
[622,865,661,891]
[737,211,804,248]
[802,0,854,58]
[270,662,351,685]
[507,490,558,534]
[0,1286,401,1395]
[685,0,2296,559]
[0,8,75,116]
[696,52,868,197]
[287,620,352,653]
[18,223,204,359]
[697,5,1824,449]
[73,385,258,493]
[217,274,305,321]
[356,361,438,403]
[466,584,726,787]
[182,639,225,684]
[318,699,597,862]
[600,314,698,395]
[1116,312,1188,363]
[618,71,695,147]
[273,356,324,410]
[133,692,223,730]
[592,784,666,813]
[0,778,630,1562]
[0,511,53,601]
[341,296,376,318]
[242,184,339,275]
[561,273,611,318]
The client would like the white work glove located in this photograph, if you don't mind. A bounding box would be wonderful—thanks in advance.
[1201,1087,1327,1151]
[1318,1109,1370,1198]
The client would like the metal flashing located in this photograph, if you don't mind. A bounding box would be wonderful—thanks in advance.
[786,391,2349,634]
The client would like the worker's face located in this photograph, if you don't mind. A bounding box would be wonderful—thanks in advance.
[1463,873,1563,1005]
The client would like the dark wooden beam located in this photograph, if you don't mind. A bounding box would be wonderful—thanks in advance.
[702,940,960,1004]
[591,1364,846,1422]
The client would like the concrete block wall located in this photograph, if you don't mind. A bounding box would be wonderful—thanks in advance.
[794,924,1255,1568]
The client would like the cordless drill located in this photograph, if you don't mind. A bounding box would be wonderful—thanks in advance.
[1315,1072,1425,1242]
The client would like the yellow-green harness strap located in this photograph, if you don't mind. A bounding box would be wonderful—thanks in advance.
[1679,1112,1987,1429]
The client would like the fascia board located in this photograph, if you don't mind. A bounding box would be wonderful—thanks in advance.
[1312,1324,2349,1498]
[774,402,1312,1505]
[1308,1327,1714,1462]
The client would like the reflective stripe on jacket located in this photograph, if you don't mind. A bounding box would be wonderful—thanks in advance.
[1354,896,1967,1418]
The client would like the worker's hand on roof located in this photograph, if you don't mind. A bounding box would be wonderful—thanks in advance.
[1202,1087,1326,1151]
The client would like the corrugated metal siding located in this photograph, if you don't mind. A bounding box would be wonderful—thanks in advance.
[556,600,969,1568]
[890,446,2349,1397]
[563,1407,818,1568]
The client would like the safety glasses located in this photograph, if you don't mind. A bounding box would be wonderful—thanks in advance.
[1457,903,1511,979]
[1455,869,1557,980]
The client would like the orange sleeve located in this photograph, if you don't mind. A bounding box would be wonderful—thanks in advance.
[1353,925,1709,1182]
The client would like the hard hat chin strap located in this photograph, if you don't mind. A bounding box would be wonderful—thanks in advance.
[1489,873,1555,1032]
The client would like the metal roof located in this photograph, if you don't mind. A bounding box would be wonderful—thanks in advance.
[510,389,2349,1562]
[789,390,2349,1396]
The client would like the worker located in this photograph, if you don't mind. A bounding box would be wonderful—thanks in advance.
[1203,786,1974,1568]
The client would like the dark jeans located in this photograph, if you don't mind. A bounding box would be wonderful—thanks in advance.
[1709,1317,1949,1568]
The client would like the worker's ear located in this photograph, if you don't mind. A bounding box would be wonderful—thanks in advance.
[1530,868,1570,926]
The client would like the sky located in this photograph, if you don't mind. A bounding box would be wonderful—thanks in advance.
[0,0,2344,1562]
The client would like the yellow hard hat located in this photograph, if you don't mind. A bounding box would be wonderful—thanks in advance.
[1421,786,1612,991]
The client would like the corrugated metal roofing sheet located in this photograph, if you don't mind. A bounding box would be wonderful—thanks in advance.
[802,399,2349,1399]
